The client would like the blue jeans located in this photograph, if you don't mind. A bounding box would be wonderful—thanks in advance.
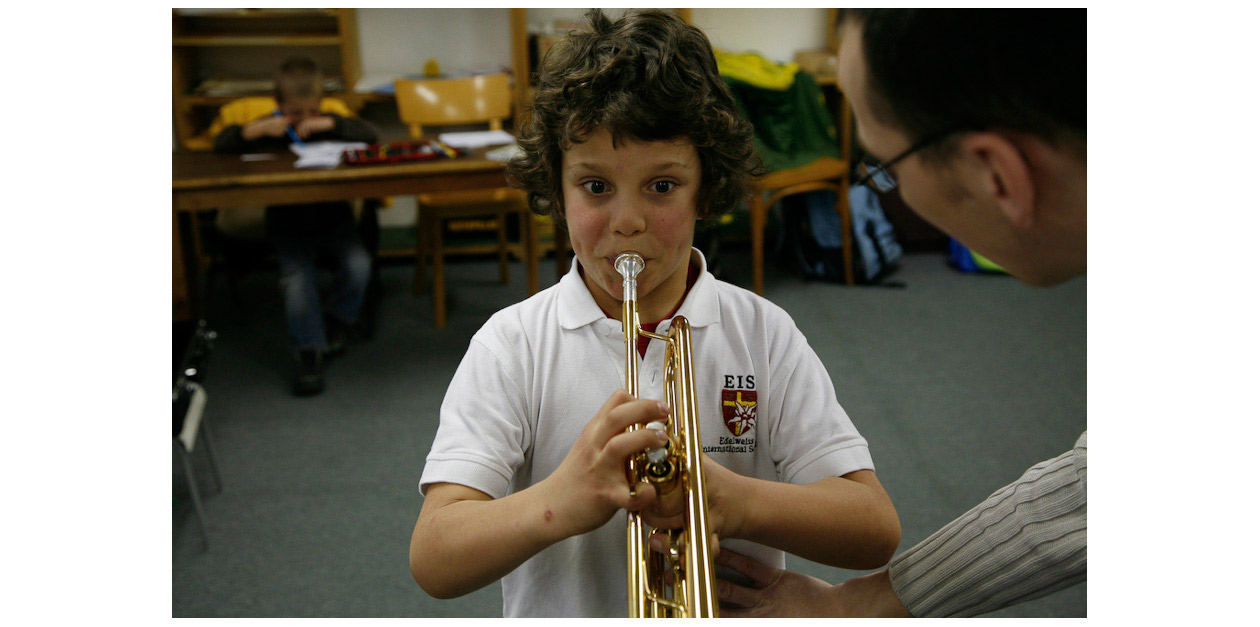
[270,218,372,352]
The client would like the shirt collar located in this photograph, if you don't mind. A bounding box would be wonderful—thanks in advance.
[557,247,720,330]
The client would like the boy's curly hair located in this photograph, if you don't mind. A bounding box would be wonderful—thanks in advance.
[506,9,762,228]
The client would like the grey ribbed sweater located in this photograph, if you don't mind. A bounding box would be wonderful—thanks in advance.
[888,431,1087,617]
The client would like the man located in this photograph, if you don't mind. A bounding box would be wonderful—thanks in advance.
[715,9,1086,617]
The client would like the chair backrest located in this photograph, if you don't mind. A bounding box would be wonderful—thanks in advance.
[394,73,513,139]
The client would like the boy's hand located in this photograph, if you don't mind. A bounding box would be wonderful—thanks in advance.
[539,390,673,538]
[242,115,292,141]
[640,453,749,540]
[294,115,335,138]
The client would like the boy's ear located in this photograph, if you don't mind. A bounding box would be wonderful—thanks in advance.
[958,132,1036,229]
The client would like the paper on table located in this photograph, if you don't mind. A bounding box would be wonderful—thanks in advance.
[438,130,517,149]
[289,141,368,169]
[485,144,523,163]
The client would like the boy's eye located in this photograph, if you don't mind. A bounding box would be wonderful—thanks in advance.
[582,180,608,194]
[650,181,676,194]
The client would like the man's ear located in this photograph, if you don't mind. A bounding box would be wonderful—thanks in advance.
[959,132,1036,229]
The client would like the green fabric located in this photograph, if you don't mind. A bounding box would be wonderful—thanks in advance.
[971,250,1006,273]
[724,71,840,173]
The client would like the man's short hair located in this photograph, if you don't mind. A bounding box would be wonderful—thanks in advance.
[843,9,1085,150]
[274,57,323,104]
[507,9,762,225]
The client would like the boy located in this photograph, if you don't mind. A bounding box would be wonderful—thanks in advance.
[209,57,379,396]
[715,9,1086,617]
[409,10,900,617]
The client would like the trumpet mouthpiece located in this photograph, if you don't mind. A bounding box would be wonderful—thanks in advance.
[615,252,644,280]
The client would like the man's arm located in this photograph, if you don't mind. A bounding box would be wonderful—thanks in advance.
[716,432,1086,617]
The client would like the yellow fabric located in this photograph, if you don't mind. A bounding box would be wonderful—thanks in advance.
[715,49,799,91]
[206,96,356,139]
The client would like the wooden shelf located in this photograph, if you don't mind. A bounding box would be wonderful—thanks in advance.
[173,35,343,47]
[172,8,363,151]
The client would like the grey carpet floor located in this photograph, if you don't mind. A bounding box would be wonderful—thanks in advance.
[173,246,1086,617]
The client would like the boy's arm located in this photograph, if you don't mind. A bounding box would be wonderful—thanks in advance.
[644,465,900,570]
[721,468,900,570]
[410,391,673,599]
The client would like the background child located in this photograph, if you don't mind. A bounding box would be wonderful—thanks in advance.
[209,57,379,396]
[409,10,899,616]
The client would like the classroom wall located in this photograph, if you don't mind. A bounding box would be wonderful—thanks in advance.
[356,7,830,88]
[356,8,830,228]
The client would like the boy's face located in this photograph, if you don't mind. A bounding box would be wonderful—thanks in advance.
[561,127,701,319]
[277,96,321,122]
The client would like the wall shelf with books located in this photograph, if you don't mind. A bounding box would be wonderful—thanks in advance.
[173,8,363,151]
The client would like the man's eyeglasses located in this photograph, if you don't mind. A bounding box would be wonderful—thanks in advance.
[854,128,961,193]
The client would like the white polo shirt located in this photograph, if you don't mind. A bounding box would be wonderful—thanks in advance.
[420,249,874,617]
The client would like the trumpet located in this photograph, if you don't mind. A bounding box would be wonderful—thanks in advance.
[615,252,717,618]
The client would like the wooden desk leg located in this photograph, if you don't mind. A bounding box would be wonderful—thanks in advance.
[430,211,447,329]
[413,205,427,295]
[174,208,193,321]
[497,210,510,285]
[749,194,767,296]
[555,226,568,279]
[524,210,539,295]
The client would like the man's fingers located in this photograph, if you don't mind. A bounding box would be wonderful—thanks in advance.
[715,548,775,588]
[715,576,760,609]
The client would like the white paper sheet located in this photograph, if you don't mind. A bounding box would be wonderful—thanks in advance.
[438,130,517,149]
[289,141,368,169]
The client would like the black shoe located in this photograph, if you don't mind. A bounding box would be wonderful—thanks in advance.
[325,316,351,358]
[293,348,325,396]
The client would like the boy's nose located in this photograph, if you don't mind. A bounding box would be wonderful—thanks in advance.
[609,198,647,236]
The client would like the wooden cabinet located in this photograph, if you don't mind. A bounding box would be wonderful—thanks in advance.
[172,8,362,151]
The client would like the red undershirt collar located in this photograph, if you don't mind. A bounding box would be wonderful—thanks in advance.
[586,262,700,358]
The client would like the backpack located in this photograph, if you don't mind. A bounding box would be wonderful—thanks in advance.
[784,186,904,286]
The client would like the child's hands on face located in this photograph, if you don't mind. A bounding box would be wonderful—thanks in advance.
[540,390,673,537]
[293,115,335,138]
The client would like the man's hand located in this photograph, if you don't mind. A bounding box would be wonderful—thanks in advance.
[715,549,914,617]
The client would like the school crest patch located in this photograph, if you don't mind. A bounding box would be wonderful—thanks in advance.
[721,389,757,436]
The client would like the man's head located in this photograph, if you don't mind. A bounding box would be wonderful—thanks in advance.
[838,9,1086,285]
[508,9,761,228]
[274,57,324,121]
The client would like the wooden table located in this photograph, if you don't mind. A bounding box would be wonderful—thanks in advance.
[172,150,523,321]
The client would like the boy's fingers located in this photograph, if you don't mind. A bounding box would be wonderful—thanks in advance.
[605,425,668,462]
[594,392,670,441]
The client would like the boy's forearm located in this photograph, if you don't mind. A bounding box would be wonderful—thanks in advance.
[410,480,572,598]
[732,472,900,570]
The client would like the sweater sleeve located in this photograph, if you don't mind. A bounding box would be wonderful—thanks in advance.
[887,431,1087,617]
[330,114,379,144]
[212,124,249,154]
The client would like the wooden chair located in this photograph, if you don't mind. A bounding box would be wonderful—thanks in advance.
[747,157,853,294]
[745,87,856,295]
[394,73,543,328]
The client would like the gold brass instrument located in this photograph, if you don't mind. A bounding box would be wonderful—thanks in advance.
[615,252,717,618]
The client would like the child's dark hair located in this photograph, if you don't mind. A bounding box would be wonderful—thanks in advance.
[841,9,1085,157]
[274,57,322,104]
[507,9,762,227]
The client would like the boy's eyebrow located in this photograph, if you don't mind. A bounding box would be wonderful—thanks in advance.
[564,160,694,174]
